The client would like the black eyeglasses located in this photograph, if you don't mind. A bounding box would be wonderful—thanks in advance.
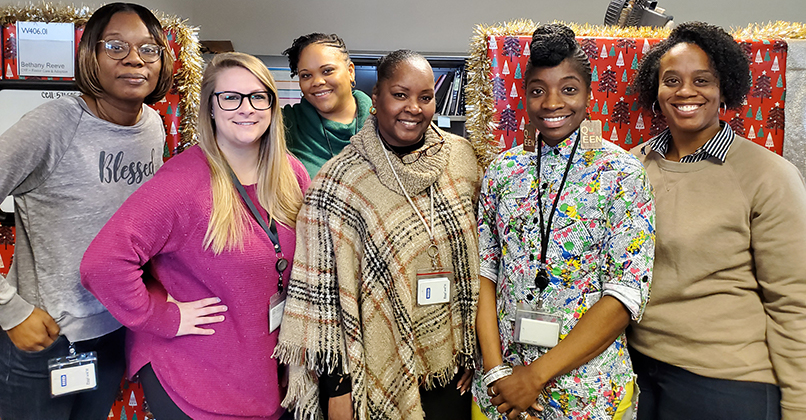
[98,40,163,63]
[400,125,445,164]
[213,91,274,111]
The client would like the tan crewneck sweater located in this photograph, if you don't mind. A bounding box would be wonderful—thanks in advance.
[630,136,806,419]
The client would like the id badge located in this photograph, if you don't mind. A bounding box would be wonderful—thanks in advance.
[514,306,563,348]
[416,269,453,306]
[269,292,286,333]
[48,350,98,397]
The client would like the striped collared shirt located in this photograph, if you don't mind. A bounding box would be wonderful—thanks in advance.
[647,122,735,163]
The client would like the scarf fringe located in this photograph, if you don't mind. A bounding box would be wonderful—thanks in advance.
[420,351,477,391]
[273,342,347,375]
[282,364,323,420]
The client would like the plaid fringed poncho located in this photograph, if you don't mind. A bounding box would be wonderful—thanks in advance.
[275,116,480,419]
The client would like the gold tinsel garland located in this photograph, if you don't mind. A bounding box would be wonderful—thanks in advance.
[466,20,806,167]
[0,2,202,147]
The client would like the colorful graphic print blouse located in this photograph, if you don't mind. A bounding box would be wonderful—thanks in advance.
[474,131,655,420]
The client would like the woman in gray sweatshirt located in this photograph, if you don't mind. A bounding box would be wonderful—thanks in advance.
[0,3,173,419]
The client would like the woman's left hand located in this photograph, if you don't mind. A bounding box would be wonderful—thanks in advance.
[456,367,473,395]
[488,365,545,419]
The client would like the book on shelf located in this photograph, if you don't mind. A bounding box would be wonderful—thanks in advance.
[435,71,454,114]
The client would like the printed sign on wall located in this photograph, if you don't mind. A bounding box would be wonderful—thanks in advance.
[16,21,75,77]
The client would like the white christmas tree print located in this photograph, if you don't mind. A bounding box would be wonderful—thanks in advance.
[748,125,756,139]
[642,39,650,54]
[489,36,497,50]
[519,117,526,131]
[510,83,518,98]
[129,391,137,407]
[610,128,619,142]
[5,64,12,78]
[755,50,763,64]
[523,42,530,56]
[502,60,510,75]
[170,122,178,135]
[498,134,506,149]
[635,113,645,130]
[771,56,780,72]
[765,133,774,148]
[616,51,625,67]
[600,45,608,59]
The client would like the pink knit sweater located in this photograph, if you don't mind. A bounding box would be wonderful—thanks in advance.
[81,146,310,420]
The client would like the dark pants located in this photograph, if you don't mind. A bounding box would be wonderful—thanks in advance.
[630,347,781,420]
[0,327,126,420]
[420,370,472,420]
[139,363,293,420]
[138,363,193,420]
[319,370,471,419]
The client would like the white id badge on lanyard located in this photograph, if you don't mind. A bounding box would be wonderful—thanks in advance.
[48,344,98,397]
[514,304,563,348]
[416,269,453,306]
[269,292,286,333]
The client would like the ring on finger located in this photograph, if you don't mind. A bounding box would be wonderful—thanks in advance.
[518,412,529,420]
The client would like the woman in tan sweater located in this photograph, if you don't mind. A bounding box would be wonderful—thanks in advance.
[630,21,806,420]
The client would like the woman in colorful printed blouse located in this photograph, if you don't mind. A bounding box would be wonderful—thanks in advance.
[277,50,480,419]
[474,24,655,420]
[282,33,373,179]
[629,22,806,420]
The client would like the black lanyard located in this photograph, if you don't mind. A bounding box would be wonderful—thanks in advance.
[533,132,581,292]
[229,168,289,293]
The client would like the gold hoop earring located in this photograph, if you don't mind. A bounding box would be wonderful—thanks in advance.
[369,106,377,115]
[651,101,659,117]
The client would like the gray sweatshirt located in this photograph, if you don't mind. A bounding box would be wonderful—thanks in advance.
[0,96,164,342]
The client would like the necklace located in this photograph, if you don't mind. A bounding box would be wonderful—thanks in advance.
[316,97,359,157]
[378,129,439,269]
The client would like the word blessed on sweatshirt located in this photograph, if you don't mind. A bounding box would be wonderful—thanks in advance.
[99,148,160,185]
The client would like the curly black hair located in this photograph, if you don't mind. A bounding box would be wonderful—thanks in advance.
[283,33,350,77]
[632,21,750,111]
[375,49,430,88]
[524,23,591,88]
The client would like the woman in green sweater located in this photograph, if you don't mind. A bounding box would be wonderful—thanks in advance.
[282,33,372,179]
[630,21,806,420]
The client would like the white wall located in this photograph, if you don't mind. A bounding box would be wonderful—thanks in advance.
[1,0,804,55]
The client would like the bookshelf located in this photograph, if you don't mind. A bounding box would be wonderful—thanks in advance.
[351,53,468,136]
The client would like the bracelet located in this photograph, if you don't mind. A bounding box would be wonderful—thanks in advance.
[482,364,513,388]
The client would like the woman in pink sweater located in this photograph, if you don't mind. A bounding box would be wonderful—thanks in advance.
[81,52,309,420]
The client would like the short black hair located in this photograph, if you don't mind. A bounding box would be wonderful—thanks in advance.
[633,21,750,111]
[524,23,591,88]
[374,49,429,87]
[283,33,349,77]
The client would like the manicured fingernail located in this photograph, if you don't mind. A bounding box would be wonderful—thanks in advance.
[215,298,221,303]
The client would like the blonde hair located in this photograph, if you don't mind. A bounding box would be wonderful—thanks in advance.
[198,52,303,254]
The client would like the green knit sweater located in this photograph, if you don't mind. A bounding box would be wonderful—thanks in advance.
[282,90,372,179]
